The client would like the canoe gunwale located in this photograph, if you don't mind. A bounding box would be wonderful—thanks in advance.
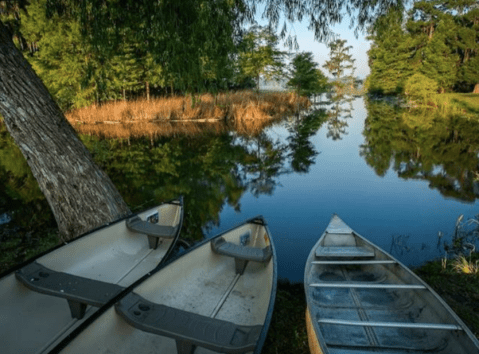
[304,214,479,354]
[49,214,277,354]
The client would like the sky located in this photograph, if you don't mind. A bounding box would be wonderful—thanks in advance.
[256,11,372,79]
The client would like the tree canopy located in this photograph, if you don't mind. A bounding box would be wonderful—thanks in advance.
[287,52,329,98]
[367,0,479,94]
[237,25,286,91]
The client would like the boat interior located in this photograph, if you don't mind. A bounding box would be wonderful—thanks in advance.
[0,200,182,354]
[60,219,275,354]
[305,221,478,354]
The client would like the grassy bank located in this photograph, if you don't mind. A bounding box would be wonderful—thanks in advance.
[66,91,311,138]
[442,93,479,117]
[263,254,479,352]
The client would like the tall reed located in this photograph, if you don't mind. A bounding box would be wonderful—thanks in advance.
[66,91,310,138]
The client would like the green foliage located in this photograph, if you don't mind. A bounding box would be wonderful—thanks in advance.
[367,1,479,95]
[0,0,245,109]
[366,8,416,95]
[237,25,287,91]
[404,73,438,103]
[287,52,328,98]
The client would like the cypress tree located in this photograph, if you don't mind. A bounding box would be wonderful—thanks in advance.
[367,8,415,94]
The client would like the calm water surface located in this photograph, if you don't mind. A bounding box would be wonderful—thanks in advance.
[1,96,479,281]
[203,97,479,281]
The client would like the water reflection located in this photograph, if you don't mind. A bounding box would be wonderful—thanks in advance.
[286,110,327,173]
[317,89,356,141]
[0,108,327,270]
[361,98,479,202]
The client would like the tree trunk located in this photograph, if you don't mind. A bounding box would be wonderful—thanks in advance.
[473,83,479,94]
[146,81,150,101]
[0,21,131,240]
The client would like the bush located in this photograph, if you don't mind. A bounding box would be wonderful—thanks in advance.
[404,73,438,104]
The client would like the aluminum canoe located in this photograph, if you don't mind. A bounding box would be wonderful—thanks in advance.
[0,197,184,354]
[52,215,277,354]
[304,214,479,354]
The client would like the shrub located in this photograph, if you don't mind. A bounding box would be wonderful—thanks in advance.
[404,73,438,104]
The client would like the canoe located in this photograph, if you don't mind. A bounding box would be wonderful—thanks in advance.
[304,214,479,354]
[52,216,277,354]
[0,198,183,354]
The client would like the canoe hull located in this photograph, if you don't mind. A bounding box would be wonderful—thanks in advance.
[0,198,183,354]
[304,214,479,354]
[54,216,277,354]
[306,306,324,354]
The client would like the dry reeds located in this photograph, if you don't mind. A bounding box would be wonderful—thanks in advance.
[66,91,310,138]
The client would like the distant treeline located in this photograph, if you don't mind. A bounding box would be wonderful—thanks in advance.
[366,1,479,95]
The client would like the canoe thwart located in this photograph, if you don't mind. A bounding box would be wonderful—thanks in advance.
[211,237,272,274]
[318,318,463,331]
[315,246,375,259]
[126,216,178,249]
[115,292,263,354]
[15,262,124,319]
[312,260,396,265]
[309,283,426,289]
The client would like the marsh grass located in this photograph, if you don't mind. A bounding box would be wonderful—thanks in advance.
[452,256,479,274]
[66,91,310,138]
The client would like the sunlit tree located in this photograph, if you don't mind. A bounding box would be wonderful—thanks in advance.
[287,52,329,98]
[323,39,356,97]
[237,25,287,91]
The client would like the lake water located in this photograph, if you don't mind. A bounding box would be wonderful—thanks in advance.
[201,97,479,281]
[1,96,479,281]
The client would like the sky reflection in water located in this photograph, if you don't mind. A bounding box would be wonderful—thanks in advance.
[205,97,479,282]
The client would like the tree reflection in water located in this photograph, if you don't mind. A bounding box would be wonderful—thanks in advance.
[361,98,479,203]
[0,107,327,262]
[320,89,355,141]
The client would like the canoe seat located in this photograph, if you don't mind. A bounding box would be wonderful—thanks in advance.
[211,237,272,274]
[15,262,124,319]
[126,216,178,249]
[315,246,374,259]
[116,292,262,354]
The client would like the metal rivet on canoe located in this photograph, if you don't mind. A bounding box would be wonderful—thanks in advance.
[30,277,39,282]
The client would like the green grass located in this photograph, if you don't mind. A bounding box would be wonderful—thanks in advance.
[442,93,479,116]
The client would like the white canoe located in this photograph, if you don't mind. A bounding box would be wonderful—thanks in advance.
[52,216,277,354]
[0,198,183,354]
[304,214,479,354]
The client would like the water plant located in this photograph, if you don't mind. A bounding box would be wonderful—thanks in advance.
[439,214,479,273]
